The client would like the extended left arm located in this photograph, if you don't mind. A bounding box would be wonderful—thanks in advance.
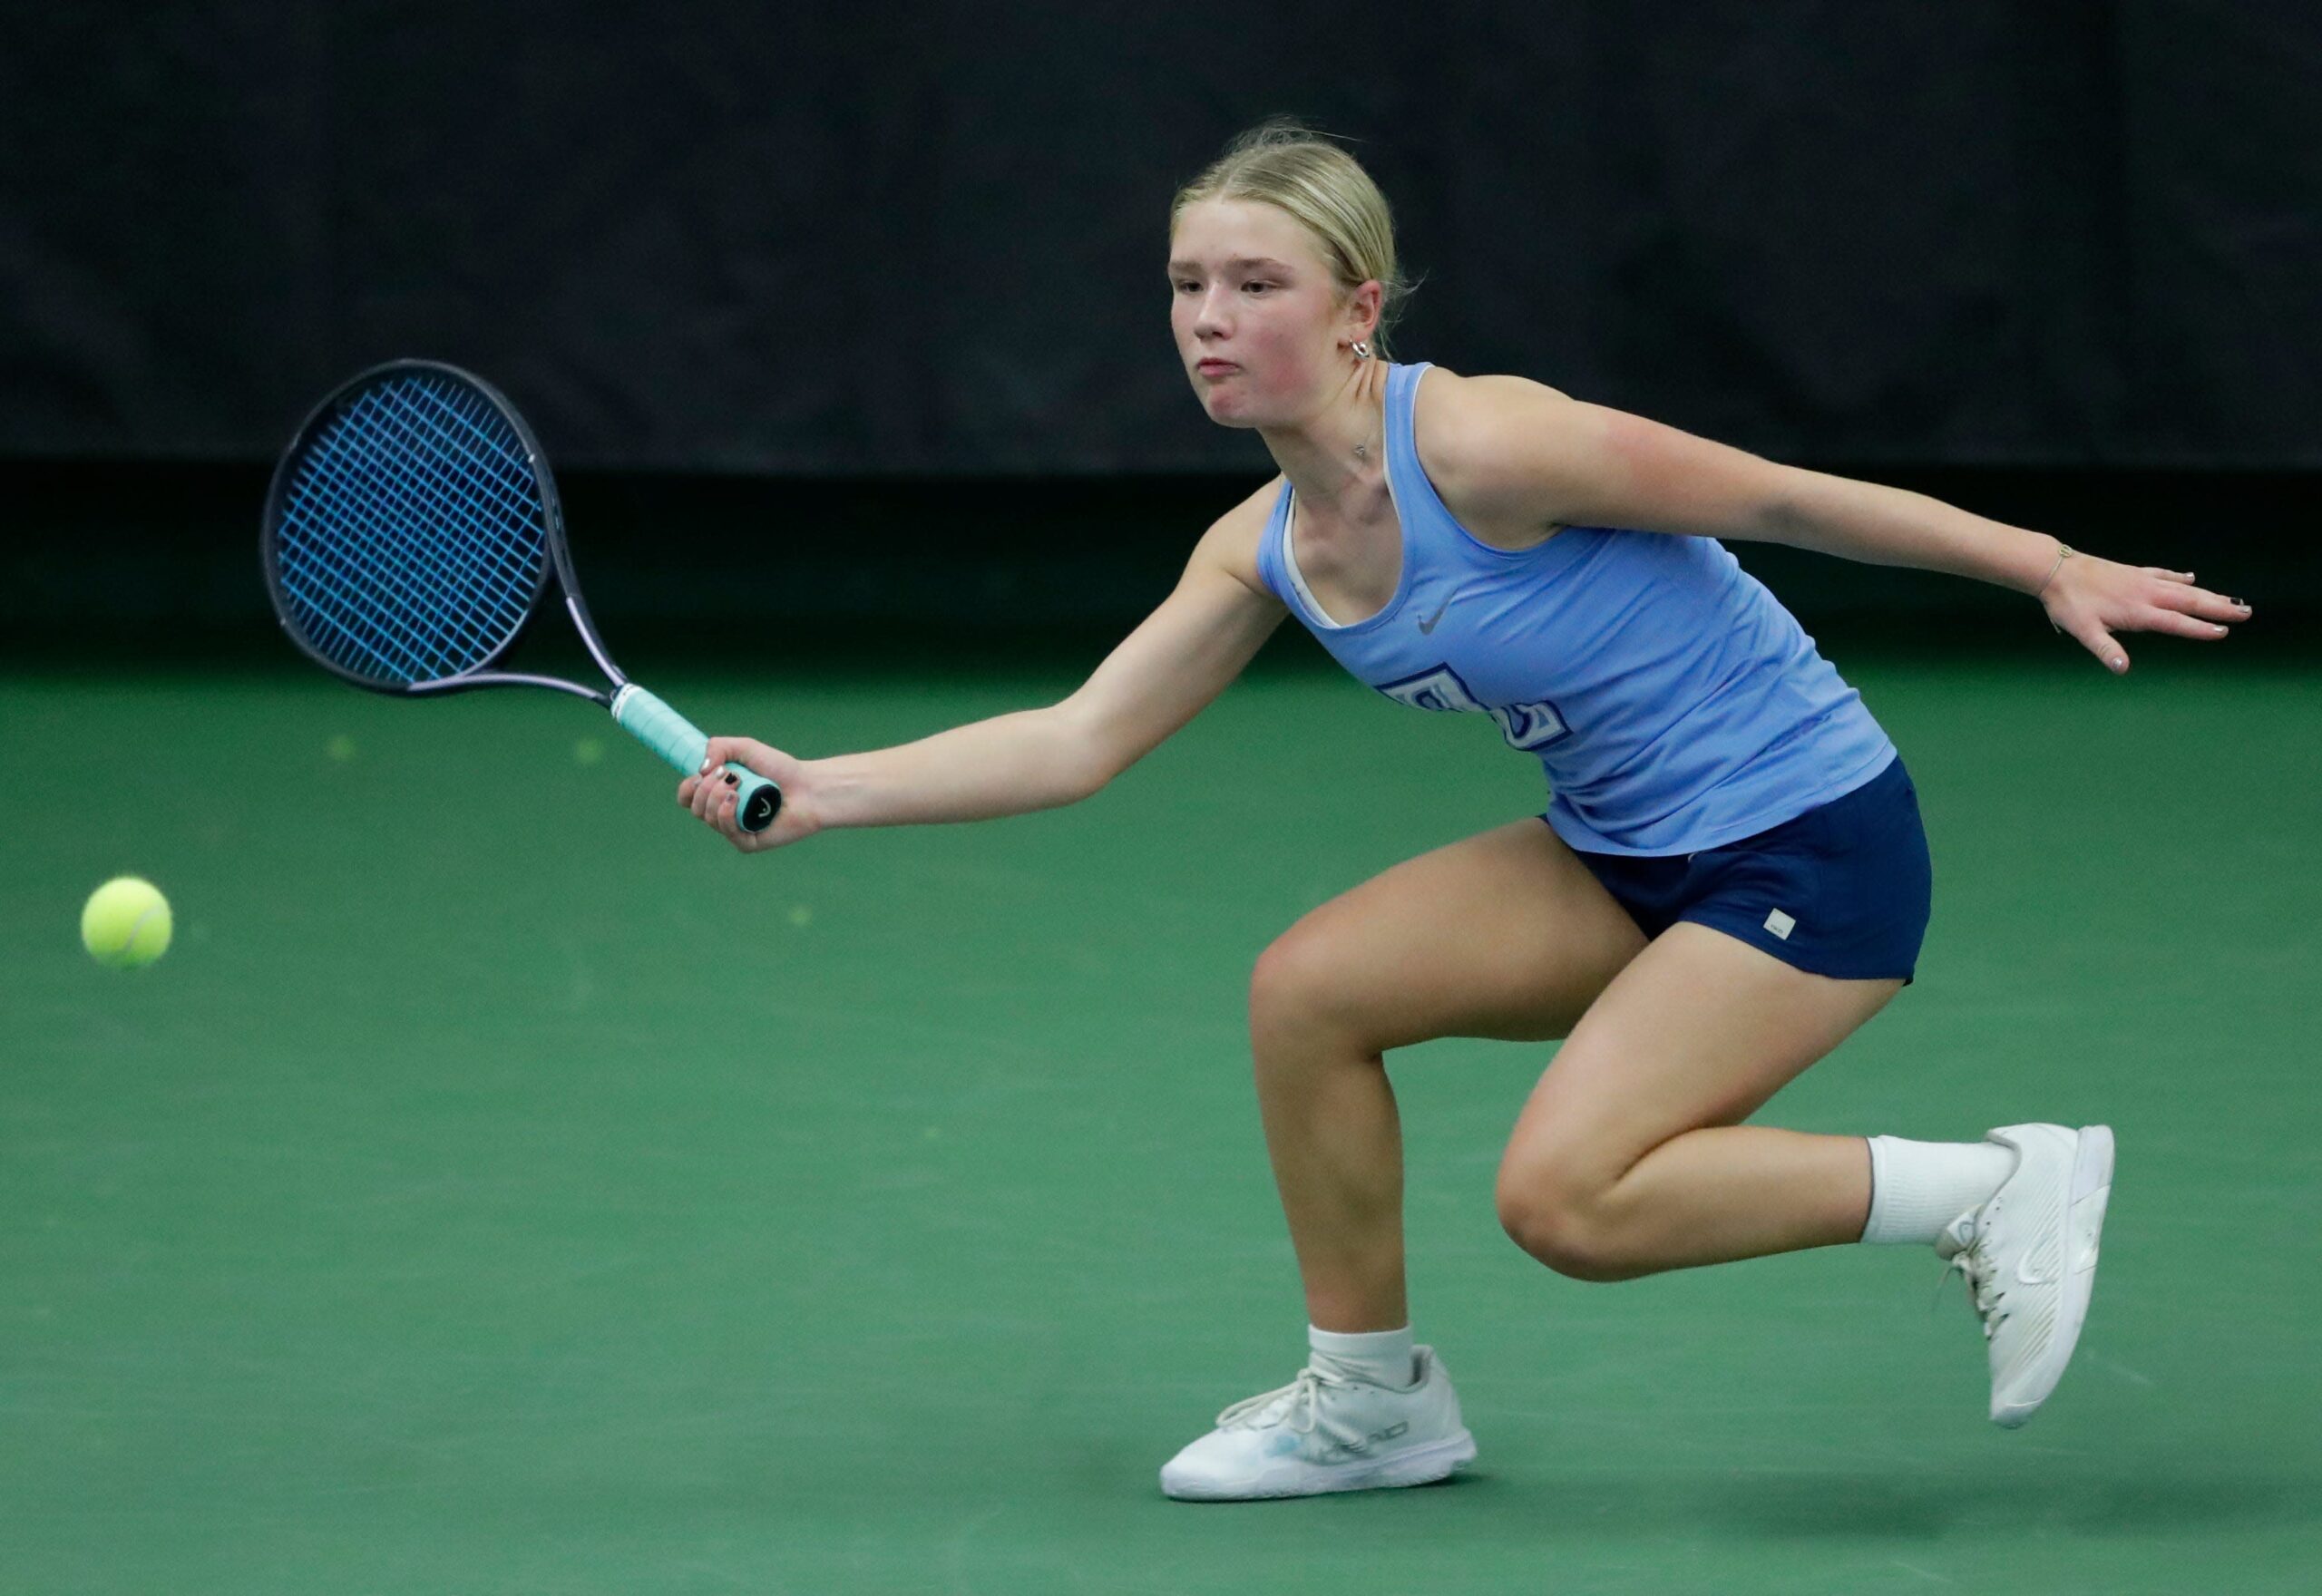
[1761,463,2250,676]
[1453,381,2255,675]
[1765,471,2056,593]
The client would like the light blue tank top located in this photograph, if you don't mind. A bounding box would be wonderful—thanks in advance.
[1254,361,1897,856]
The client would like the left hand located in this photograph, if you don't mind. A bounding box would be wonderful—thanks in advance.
[2040,548,2252,674]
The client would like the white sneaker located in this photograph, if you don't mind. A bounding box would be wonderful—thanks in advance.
[1936,1123,2114,1428]
[1158,1346,1477,1501]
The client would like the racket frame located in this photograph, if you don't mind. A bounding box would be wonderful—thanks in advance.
[260,357,621,706]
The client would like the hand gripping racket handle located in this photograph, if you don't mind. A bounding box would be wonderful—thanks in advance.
[611,684,783,833]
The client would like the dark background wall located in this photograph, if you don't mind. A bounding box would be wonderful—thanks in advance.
[4,2,2317,647]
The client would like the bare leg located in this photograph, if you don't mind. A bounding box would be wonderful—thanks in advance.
[1246,1014,1408,1332]
[1245,818,1647,1330]
[1495,921,1904,1282]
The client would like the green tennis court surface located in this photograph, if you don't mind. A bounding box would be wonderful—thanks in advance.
[5,648,2316,1592]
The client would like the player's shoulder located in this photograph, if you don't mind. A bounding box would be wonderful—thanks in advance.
[1410,366,1576,486]
[1190,474,1286,598]
[1410,364,1573,414]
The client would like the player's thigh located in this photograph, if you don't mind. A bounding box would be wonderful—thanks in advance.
[1252,818,1647,1053]
[1501,922,1906,1197]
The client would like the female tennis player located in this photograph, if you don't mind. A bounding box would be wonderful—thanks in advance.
[677,123,2249,1501]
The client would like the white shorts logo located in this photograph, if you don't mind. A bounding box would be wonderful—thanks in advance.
[1764,909,1797,940]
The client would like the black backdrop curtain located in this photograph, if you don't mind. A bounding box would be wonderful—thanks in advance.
[3,1,2317,473]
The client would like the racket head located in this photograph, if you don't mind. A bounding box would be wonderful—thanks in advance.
[261,360,566,695]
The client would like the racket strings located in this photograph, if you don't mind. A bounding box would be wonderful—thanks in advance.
[332,380,544,598]
[391,382,547,523]
[288,401,533,658]
[283,434,509,671]
[274,373,551,685]
[280,452,507,682]
[356,386,546,555]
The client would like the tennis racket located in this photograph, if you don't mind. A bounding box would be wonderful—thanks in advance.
[261,359,781,832]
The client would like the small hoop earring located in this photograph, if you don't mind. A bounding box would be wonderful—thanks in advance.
[1351,339,1373,362]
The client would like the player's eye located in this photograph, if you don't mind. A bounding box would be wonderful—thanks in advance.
[1244,281,1275,294]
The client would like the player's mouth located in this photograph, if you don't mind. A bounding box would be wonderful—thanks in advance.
[1195,359,1238,377]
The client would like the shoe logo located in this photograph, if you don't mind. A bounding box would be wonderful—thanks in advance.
[1321,1419,1410,1459]
[1417,586,1468,634]
[2013,1254,2056,1288]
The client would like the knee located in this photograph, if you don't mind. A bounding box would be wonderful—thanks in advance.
[1494,1160,1635,1283]
[1248,925,1354,1043]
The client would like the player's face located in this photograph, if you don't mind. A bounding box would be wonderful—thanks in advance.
[1168,200,1356,427]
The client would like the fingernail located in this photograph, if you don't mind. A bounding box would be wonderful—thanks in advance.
[699,760,712,774]
[2112,657,2126,671]
[725,773,737,785]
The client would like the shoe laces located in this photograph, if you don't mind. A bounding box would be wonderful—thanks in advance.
[1215,1365,1347,1435]
[1936,1211,2010,1341]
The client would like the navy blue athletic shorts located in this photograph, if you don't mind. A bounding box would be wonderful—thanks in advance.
[1555,754,1933,985]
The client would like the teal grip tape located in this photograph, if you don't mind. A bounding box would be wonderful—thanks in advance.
[611,683,783,833]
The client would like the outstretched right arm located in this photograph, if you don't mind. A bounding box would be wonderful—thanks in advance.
[679,483,1288,851]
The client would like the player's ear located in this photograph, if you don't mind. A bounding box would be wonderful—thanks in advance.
[1346,279,1384,344]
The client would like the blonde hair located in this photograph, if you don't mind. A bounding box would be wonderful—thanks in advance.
[1172,119,1410,357]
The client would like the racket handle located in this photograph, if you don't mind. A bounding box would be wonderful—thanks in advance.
[610,684,783,833]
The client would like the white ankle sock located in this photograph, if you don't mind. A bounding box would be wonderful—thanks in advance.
[1308,1324,1417,1388]
[1860,1135,2018,1245]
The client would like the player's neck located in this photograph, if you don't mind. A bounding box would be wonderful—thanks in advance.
[1262,359,1390,522]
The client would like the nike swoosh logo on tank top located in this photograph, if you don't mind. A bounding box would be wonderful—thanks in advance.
[1417,584,1466,633]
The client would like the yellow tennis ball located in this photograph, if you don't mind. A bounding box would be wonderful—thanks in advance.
[82,877,172,969]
